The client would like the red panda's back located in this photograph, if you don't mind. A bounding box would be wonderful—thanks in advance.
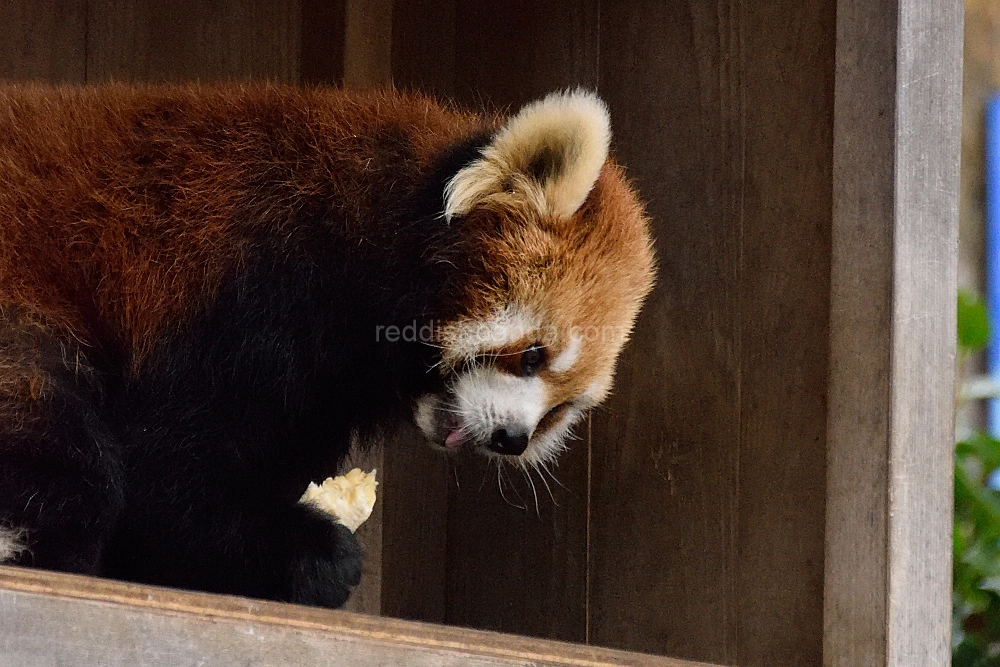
[0,84,483,367]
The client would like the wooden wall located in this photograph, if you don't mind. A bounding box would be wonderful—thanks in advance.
[0,0,343,85]
[386,3,834,665]
[0,2,962,666]
[385,0,599,646]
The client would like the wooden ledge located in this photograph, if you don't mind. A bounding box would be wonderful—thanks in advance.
[0,565,719,667]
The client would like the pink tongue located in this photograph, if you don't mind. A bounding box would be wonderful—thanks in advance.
[444,429,464,449]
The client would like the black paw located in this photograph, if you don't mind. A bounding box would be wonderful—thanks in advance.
[288,519,362,609]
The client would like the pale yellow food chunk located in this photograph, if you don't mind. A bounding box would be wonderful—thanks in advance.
[299,468,378,532]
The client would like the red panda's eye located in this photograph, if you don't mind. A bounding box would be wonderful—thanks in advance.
[520,344,545,377]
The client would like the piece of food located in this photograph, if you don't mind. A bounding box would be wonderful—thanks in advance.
[299,468,378,532]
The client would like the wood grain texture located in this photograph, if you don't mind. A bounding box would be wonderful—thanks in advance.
[443,446,589,642]
[0,0,87,83]
[737,0,833,664]
[300,0,346,85]
[0,566,721,667]
[450,0,600,111]
[343,0,392,89]
[380,425,451,624]
[887,0,962,664]
[823,1,896,662]
[589,1,743,662]
[390,0,457,99]
[86,0,302,83]
[0,2,962,663]
[392,0,600,642]
[592,1,834,664]
[824,0,962,664]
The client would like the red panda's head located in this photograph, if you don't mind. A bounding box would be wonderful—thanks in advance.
[414,90,655,467]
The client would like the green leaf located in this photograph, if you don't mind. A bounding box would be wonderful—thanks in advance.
[957,464,1000,524]
[960,291,991,351]
[953,638,981,667]
[959,434,1000,478]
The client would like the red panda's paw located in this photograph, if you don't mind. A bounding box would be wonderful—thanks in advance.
[287,517,363,609]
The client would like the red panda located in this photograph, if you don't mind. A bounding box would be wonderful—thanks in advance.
[0,84,655,607]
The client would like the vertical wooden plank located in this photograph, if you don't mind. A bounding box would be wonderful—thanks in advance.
[823,0,896,662]
[387,0,598,642]
[888,0,962,664]
[390,0,456,99]
[342,0,392,89]
[824,0,962,664]
[736,0,833,664]
[450,0,600,110]
[0,0,87,83]
[300,0,346,85]
[442,445,590,642]
[589,1,742,662]
[86,0,302,83]
[441,1,597,643]
[380,426,451,624]
[365,0,458,626]
[594,0,836,663]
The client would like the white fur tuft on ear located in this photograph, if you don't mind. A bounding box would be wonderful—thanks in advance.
[444,89,611,221]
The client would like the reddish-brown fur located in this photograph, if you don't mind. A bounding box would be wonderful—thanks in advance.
[437,166,654,426]
[0,84,653,433]
[0,83,654,604]
[0,84,485,370]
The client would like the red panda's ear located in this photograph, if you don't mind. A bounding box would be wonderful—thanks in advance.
[444,90,611,222]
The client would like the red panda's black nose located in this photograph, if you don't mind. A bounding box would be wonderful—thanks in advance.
[489,427,530,456]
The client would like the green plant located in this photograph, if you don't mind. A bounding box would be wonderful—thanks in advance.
[954,290,1000,666]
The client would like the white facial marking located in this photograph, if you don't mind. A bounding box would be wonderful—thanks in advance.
[414,394,439,438]
[548,335,582,373]
[522,404,584,467]
[581,379,608,407]
[0,525,25,562]
[452,367,548,444]
[441,305,539,368]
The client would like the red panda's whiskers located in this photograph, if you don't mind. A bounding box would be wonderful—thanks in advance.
[518,460,542,518]
[532,462,558,506]
[540,460,567,491]
[496,460,526,511]
[478,458,494,493]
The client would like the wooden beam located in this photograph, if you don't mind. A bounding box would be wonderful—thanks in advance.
[823,0,962,664]
[0,566,720,667]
